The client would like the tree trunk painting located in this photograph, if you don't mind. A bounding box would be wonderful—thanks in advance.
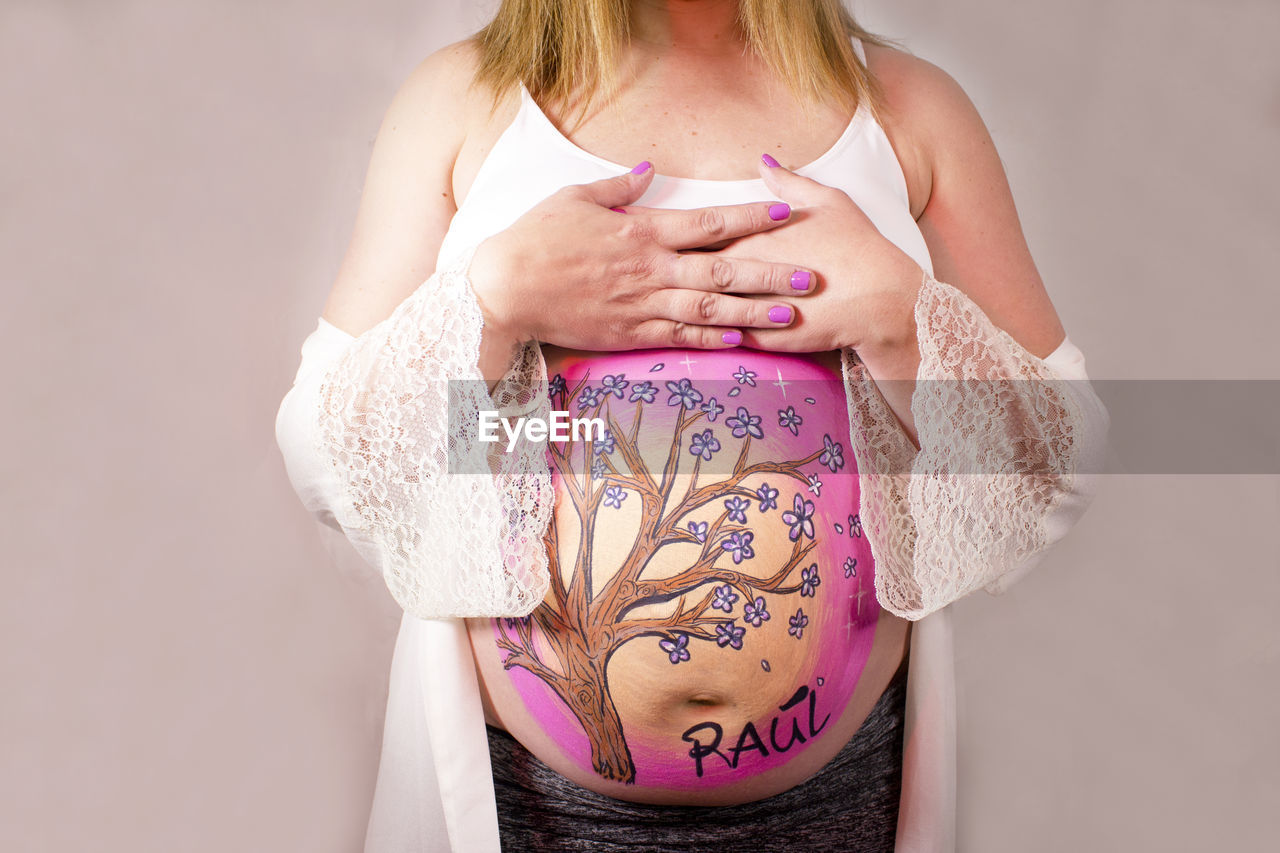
[495,360,849,784]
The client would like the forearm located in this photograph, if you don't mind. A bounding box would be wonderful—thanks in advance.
[278,246,553,618]
[846,270,1110,619]
[848,268,925,450]
[850,335,922,451]
[469,236,527,389]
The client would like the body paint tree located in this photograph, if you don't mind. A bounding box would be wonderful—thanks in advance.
[495,369,842,784]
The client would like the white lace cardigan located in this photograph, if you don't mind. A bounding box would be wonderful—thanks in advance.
[274,246,1110,851]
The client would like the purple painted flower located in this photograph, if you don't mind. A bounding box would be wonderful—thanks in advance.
[659,633,691,664]
[711,583,738,612]
[666,377,703,409]
[844,556,858,579]
[603,484,627,509]
[724,495,750,524]
[733,366,758,387]
[715,620,746,650]
[820,433,845,472]
[548,374,566,397]
[778,405,803,436]
[800,564,821,597]
[782,494,815,541]
[594,429,616,455]
[629,380,657,403]
[689,428,721,461]
[756,483,779,512]
[688,520,708,543]
[744,596,771,628]
[721,531,755,563]
[726,406,764,439]
[600,373,629,399]
[577,385,603,410]
[788,608,809,639]
[591,457,607,481]
[807,473,823,497]
[701,396,725,421]
[850,513,863,538]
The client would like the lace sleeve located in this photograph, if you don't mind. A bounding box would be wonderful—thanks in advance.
[841,273,1111,621]
[285,247,555,618]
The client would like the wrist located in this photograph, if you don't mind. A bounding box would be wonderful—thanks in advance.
[850,259,924,363]
[468,234,529,344]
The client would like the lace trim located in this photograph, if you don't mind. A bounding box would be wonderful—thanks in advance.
[842,272,1086,619]
[313,247,552,617]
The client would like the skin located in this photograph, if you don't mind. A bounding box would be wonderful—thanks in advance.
[320,5,1065,444]
[316,0,1069,805]
[474,345,898,803]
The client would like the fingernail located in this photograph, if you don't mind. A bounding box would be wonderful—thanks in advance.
[611,207,627,213]
[768,305,792,324]
[722,330,742,345]
[768,202,790,221]
[631,161,652,174]
[790,270,811,291]
[762,153,781,168]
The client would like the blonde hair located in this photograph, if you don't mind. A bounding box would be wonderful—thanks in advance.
[472,0,896,127]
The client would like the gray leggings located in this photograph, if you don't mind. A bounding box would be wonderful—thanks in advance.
[486,655,908,852]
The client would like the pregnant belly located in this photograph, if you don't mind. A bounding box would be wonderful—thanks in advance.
[466,345,910,806]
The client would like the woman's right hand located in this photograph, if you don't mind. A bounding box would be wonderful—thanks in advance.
[467,163,815,359]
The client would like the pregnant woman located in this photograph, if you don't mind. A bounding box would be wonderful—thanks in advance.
[275,1,1110,851]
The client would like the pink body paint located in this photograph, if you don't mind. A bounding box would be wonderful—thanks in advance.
[493,348,879,789]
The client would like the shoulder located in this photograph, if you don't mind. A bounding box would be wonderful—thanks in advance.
[864,43,1067,359]
[384,39,486,153]
[316,40,505,337]
[397,38,522,203]
[862,42,996,221]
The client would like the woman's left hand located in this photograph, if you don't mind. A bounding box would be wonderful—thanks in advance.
[704,158,925,356]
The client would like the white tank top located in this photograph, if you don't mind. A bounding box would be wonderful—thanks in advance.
[436,39,934,279]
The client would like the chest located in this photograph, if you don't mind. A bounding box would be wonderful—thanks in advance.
[440,90,935,281]
[541,84,857,183]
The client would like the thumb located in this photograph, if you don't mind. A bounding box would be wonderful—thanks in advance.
[578,161,657,208]
[756,155,830,206]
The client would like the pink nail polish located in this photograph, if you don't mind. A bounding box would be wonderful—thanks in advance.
[790,270,811,290]
[762,153,781,168]
[631,161,652,174]
[768,203,790,221]
[611,207,627,213]
[768,305,792,323]
[722,330,742,345]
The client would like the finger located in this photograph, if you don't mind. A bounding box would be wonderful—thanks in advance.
[630,319,747,350]
[665,253,816,295]
[735,327,811,353]
[756,156,837,207]
[656,289,797,331]
[648,200,793,251]
[574,161,656,208]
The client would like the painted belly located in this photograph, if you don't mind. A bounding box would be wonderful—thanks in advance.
[472,347,883,796]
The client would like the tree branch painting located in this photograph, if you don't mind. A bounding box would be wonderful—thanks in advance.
[494,351,879,786]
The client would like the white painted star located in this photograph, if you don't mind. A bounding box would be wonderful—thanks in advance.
[853,585,868,617]
[772,366,790,398]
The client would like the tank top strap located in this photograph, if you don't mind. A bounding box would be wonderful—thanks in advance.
[851,35,867,64]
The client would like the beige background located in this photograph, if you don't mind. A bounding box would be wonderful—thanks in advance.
[3,0,1277,850]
